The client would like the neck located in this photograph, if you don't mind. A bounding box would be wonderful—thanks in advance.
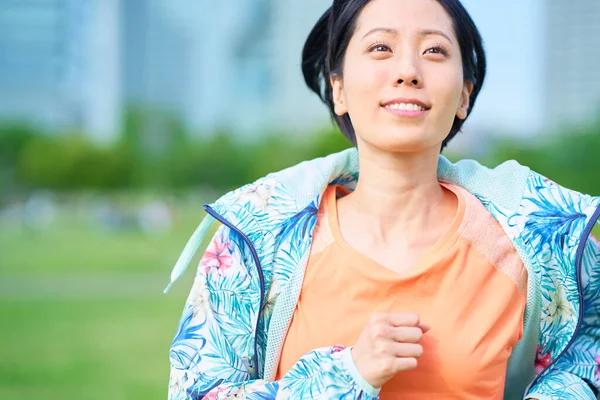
[339,144,454,242]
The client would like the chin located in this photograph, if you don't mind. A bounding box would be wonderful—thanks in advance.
[362,129,441,154]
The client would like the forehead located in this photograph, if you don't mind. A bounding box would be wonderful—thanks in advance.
[355,0,455,37]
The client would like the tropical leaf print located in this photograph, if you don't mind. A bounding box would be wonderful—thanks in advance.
[473,193,509,220]
[279,351,330,398]
[244,382,280,399]
[271,200,318,284]
[171,307,208,369]
[277,200,318,246]
[518,186,587,256]
[188,378,225,400]
[201,322,252,382]
[330,171,359,191]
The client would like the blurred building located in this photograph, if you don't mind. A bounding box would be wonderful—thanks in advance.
[119,0,198,151]
[0,0,335,141]
[121,0,330,138]
[269,0,332,135]
[0,0,121,143]
[121,0,194,119]
[191,0,330,137]
[545,0,600,128]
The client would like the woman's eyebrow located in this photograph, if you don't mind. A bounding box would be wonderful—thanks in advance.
[361,27,399,39]
[362,27,453,45]
[418,29,453,45]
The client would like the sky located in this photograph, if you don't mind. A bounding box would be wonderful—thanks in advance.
[458,0,544,136]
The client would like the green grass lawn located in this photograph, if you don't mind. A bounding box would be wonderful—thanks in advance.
[0,205,208,400]
[0,227,191,276]
[0,206,206,277]
[0,297,186,400]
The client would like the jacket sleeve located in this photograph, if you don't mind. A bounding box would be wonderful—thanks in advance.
[168,224,380,400]
[526,233,600,400]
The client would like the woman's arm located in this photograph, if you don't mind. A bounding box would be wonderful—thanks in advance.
[526,233,600,400]
[168,224,379,400]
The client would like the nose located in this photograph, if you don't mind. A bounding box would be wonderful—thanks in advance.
[393,54,422,88]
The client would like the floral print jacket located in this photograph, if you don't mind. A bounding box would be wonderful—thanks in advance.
[166,149,600,400]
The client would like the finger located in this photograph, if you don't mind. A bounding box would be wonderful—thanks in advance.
[388,326,424,344]
[418,323,431,333]
[390,356,419,372]
[386,313,421,327]
[389,342,424,358]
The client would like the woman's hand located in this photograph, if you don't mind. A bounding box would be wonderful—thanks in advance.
[352,313,429,388]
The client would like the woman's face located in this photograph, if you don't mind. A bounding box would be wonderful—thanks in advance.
[332,0,473,153]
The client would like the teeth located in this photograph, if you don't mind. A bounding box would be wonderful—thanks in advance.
[385,103,425,111]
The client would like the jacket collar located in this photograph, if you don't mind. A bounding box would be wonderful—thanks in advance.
[210,148,532,220]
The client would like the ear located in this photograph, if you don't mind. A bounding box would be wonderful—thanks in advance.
[331,75,348,116]
[456,81,474,120]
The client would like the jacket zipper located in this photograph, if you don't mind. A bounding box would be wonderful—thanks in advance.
[525,203,600,396]
[204,205,266,380]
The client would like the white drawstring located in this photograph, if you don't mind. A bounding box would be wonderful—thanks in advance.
[164,214,216,293]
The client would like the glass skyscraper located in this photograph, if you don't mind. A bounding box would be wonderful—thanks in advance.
[545,0,600,127]
[0,0,121,142]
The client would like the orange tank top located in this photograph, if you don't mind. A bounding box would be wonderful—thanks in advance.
[276,183,527,399]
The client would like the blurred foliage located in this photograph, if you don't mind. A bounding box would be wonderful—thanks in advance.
[0,109,599,197]
[16,135,133,191]
[485,122,600,196]
[0,122,36,192]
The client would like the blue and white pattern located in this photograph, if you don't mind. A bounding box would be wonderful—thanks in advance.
[167,149,600,400]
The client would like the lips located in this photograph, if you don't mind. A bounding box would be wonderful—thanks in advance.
[381,98,431,111]
[385,103,426,112]
[380,97,431,118]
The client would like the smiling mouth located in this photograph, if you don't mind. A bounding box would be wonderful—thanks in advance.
[383,102,428,112]
[381,102,431,119]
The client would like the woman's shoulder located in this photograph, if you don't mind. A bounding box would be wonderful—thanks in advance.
[441,156,598,212]
[210,149,359,216]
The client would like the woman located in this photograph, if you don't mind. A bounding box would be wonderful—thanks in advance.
[166,0,600,399]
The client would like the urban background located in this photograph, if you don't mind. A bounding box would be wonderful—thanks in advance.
[1,1,599,399]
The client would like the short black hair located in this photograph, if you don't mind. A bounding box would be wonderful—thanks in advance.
[302,0,487,149]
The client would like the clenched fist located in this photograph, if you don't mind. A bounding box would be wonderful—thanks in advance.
[352,313,429,388]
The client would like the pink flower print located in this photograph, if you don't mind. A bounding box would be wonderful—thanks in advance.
[595,355,600,380]
[204,391,217,400]
[535,345,552,375]
[202,237,233,276]
[203,386,228,400]
[330,344,346,354]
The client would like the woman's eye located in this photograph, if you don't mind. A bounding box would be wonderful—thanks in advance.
[425,46,448,56]
[369,44,391,53]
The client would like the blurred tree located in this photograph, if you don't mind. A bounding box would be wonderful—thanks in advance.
[486,125,600,196]
[193,131,252,190]
[1,115,598,196]
[0,122,38,194]
[305,125,353,160]
[246,133,308,182]
[16,134,132,190]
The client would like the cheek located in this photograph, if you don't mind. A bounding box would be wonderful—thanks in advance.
[343,61,390,102]
[369,67,390,89]
[429,70,464,110]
